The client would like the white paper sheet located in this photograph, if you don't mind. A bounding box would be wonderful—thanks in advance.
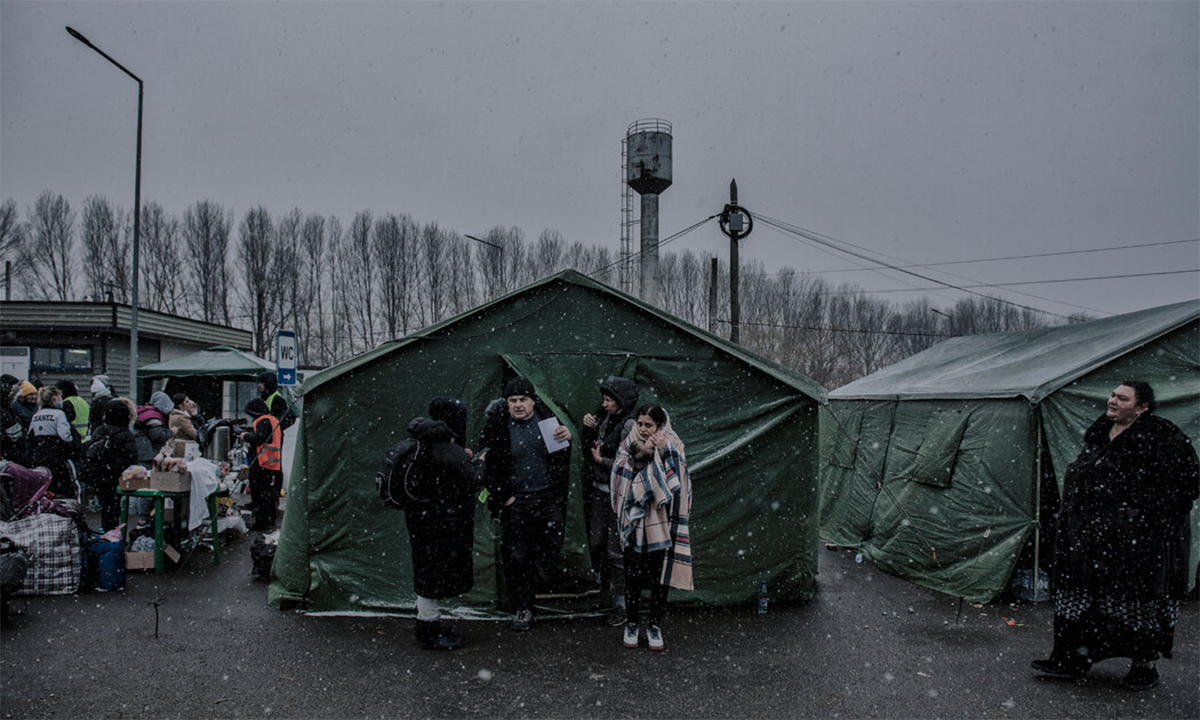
[538,417,568,452]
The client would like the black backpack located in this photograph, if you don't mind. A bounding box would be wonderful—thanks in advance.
[376,438,429,511]
[80,434,113,479]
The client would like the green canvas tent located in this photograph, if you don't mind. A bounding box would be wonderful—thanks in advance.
[138,345,291,427]
[820,300,1199,603]
[138,345,275,379]
[269,270,826,615]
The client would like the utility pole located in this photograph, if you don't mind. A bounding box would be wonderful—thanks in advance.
[719,179,753,344]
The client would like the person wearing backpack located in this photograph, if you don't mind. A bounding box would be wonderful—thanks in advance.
[391,397,483,651]
[239,399,282,531]
[85,399,139,531]
[28,386,83,500]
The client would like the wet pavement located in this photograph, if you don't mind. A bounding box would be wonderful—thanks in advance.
[2,532,1197,719]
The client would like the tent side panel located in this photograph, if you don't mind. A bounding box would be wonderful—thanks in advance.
[820,400,894,547]
[865,399,1038,602]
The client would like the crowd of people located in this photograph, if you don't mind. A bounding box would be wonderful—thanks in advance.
[3,367,1196,688]
[1,370,296,534]
[389,375,693,653]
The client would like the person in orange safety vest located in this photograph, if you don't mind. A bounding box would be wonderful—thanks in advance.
[240,398,283,531]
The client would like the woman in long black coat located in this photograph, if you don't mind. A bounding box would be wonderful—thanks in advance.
[404,397,481,651]
[1032,381,1199,690]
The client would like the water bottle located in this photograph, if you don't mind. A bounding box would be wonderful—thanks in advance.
[757,580,768,614]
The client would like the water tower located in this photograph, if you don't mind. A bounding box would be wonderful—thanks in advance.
[622,119,673,301]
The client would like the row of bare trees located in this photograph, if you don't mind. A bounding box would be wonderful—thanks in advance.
[0,191,1063,388]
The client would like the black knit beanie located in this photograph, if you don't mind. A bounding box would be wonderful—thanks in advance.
[503,377,536,399]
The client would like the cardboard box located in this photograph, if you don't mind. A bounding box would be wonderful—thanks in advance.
[125,551,155,570]
[149,470,191,492]
[119,473,151,492]
[124,545,181,571]
[171,439,189,457]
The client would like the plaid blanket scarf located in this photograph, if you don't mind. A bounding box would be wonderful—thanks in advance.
[612,421,693,591]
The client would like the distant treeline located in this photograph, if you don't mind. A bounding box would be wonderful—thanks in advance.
[0,192,1078,388]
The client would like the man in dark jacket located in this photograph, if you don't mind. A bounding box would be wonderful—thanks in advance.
[86,400,139,532]
[402,397,482,650]
[1032,381,1200,690]
[240,398,283,531]
[580,376,640,625]
[257,371,296,431]
[479,377,572,631]
[55,379,89,443]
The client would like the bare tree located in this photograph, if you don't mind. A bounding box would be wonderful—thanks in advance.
[325,215,365,362]
[417,221,450,326]
[445,232,477,317]
[346,210,376,350]
[889,297,945,360]
[532,229,565,279]
[182,201,233,324]
[24,191,76,301]
[372,213,408,340]
[140,202,184,314]
[0,198,22,298]
[237,206,276,355]
[474,226,508,301]
[79,196,121,301]
[274,208,304,353]
[297,213,328,366]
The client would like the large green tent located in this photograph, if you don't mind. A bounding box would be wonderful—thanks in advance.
[269,270,826,615]
[820,300,1199,603]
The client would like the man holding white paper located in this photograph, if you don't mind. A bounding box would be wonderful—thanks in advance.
[480,376,573,631]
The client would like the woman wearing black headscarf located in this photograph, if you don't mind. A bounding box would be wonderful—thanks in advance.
[1032,381,1199,690]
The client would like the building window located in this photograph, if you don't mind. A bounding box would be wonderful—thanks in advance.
[31,347,93,373]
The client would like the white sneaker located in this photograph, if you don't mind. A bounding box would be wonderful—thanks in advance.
[623,622,640,649]
[646,624,664,651]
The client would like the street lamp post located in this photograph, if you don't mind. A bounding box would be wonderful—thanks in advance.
[66,26,142,398]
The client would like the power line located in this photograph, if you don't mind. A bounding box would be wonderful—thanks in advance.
[756,215,1077,320]
[757,217,1109,316]
[807,237,1200,273]
[589,214,719,279]
[711,318,956,338]
[819,268,1199,294]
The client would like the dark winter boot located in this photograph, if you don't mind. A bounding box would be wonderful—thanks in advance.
[414,620,463,651]
[1031,617,1091,679]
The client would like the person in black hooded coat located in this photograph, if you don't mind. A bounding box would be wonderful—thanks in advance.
[1033,381,1200,690]
[403,397,482,651]
[86,399,139,532]
[579,376,640,624]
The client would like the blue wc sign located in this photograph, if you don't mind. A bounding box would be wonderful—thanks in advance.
[276,329,298,386]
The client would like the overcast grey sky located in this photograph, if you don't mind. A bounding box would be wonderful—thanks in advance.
[2,1,1197,319]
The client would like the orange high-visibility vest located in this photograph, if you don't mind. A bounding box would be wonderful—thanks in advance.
[254,414,282,471]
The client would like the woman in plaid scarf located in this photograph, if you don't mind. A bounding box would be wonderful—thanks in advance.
[611,404,692,651]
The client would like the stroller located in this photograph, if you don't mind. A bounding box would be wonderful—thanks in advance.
[195,417,238,458]
[1,461,58,522]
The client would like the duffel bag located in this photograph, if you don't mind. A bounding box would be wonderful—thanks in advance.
[0,514,82,595]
